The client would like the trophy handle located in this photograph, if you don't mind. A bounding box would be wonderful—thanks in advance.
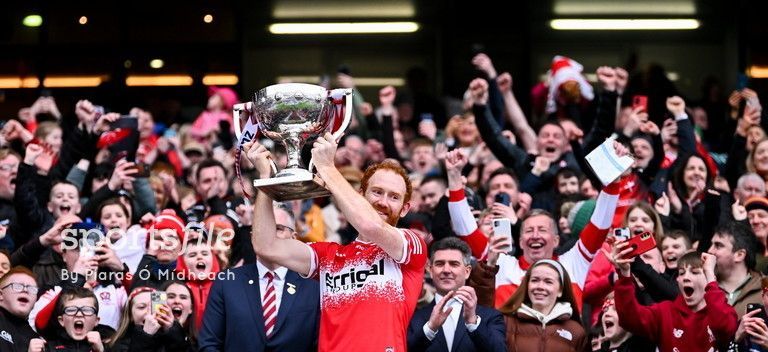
[232,102,253,141]
[307,89,354,173]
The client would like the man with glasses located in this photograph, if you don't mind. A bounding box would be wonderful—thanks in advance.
[0,149,20,251]
[0,267,40,352]
[29,287,103,352]
[199,202,320,352]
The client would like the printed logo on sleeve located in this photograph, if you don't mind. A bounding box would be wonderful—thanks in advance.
[557,329,573,341]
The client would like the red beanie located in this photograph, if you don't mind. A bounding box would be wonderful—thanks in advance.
[151,209,186,244]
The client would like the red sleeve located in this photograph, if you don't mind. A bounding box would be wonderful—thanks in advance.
[703,281,738,344]
[614,275,660,341]
[447,189,489,259]
[583,252,615,306]
[580,181,621,253]
[399,229,428,270]
[165,150,184,177]
[306,242,336,280]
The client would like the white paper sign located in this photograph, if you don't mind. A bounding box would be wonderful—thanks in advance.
[585,137,634,186]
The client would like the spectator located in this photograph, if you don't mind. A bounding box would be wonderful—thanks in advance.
[245,136,427,352]
[110,287,190,352]
[612,246,738,351]
[733,277,768,351]
[498,259,588,351]
[131,210,185,290]
[706,221,765,319]
[199,201,320,352]
[175,233,220,330]
[162,281,197,348]
[0,267,40,351]
[29,287,104,352]
[660,230,692,271]
[734,173,766,203]
[407,237,506,351]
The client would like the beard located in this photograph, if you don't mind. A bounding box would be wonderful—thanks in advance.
[374,204,402,226]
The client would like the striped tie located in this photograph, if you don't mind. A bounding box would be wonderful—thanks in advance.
[262,272,278,337]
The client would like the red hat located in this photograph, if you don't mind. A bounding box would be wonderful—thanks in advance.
[151,209,186,243]
[546,55,594,114]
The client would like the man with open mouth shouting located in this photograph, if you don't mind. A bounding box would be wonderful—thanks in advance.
[612,243,738,351]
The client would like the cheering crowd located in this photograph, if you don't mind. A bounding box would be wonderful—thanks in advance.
[0,51,766,352]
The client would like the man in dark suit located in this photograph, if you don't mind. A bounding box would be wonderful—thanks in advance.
[407,237,506,352]
[199,202,320,352]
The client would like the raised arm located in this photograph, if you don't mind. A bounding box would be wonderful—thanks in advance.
[497,72,537,154]
[244,140,313,276]
[312,133,408,262]
[469,79,528,172]
[611,241,661,341]
[445,149,489,259]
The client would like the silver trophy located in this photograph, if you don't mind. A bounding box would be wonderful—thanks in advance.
[232,83,353,201]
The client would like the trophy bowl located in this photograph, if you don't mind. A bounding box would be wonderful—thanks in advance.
[233,83,353,201]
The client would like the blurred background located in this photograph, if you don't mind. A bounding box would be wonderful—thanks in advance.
[0,0,764,126]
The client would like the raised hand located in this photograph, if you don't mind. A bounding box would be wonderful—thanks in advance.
[23,143,44,167]
[609,241,633,277]
[242,140,274,178]
[666,96,686,117]
[700,252,717,283]
[497,72,512,93]
[108,159,138,191]
[427,290,458,331]
[471,53,498,79]
[469,78,489,106]
[639,120,660,136]
[596,66,617,91]
[310,132,338,171]
[86,331,104,352]
[143,314,162,335]
[666,182,683,214]
[660,119,677,144]
[3,119,33,144]
[654,192,671,217]
[531,156,551,177]
[444,149,468,190]
[516,193,532,219]
[454,286,478,324]
[486,234,513,267]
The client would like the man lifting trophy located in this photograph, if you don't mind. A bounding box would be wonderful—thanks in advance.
[233,83,352,201]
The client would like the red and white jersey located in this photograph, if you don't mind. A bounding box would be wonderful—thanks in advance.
[448,183,620,309]
[304,229,427,352]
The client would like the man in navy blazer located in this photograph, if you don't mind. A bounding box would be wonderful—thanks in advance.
[199,202,320,352]
[407,237,506,352]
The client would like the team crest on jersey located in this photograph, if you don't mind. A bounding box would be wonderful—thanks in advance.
[100,291,111,303]
[385,347,394,352]
[673,328,684,338]
[557,329,573,341]
[0,331,12,343]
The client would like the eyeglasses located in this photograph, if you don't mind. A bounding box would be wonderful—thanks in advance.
[1,283,38,295]
[62,306,97,317]
[0,163,18,172]
[276,224,294,234]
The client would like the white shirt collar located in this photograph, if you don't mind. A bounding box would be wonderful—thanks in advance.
[256,260,289,280]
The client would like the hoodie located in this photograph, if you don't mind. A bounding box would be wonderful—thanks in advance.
[174,254,220,330]
[504,302,588,352]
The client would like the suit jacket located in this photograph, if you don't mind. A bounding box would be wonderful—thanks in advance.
[198,264,320,352]
[407,300,507,352]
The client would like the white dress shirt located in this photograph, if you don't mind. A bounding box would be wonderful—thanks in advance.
[256,261,289,312]
[422,293,481,352]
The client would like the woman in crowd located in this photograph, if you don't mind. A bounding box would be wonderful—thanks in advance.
[110,286,192,352]
[498,259,588,351]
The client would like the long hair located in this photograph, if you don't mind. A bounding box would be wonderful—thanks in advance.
[672,153,712,201]
[109,287,155,348]
[160,280,198,346]
[498,260,581,323]
[747,138,768,177]
[622,201,664,240]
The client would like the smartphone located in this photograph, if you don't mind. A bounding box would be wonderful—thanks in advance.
[624,231,657,258]
[737,73,749,91]
[494,193,511,206]
[613,227,631,242]
[632,95,648,112]
[132,163,150,178]
[419,113,434,122]
[746,303,768,323]
[151,291,168,315]
[493,218,513,252]
[163,128,177,139]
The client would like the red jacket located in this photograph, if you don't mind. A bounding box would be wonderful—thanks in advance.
[614,276,737,351]
[176,256,221,330]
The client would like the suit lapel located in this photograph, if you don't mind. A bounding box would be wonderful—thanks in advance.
[244,265,267,339]
[272,270,299,335]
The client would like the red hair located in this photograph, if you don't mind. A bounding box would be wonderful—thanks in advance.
[360,159,413,204]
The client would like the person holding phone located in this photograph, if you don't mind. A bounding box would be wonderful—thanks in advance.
[611,247,737,351]
[110,287,191,352]
[734,277,768,351]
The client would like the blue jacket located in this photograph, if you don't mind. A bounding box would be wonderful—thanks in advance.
[407,299,507,352]
[198,264,320,352]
